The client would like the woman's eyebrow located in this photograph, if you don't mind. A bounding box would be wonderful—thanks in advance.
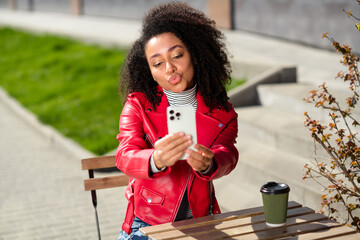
[168,44,183,52]
[149,44,184,60]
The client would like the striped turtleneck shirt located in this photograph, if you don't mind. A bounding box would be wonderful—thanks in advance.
[163,84,197,111]
[163,84,197,221]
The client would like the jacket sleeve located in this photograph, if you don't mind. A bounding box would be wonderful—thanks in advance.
[115,96,169,179]
[195,108,239,181]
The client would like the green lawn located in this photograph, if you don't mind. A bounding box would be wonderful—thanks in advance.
[0,27,245,155]
[226,78,246,92]
[0,27,126,155]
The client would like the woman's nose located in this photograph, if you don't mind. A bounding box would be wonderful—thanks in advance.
[165,61,176,74]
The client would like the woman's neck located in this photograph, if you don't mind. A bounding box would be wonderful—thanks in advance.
[163,84,197,110]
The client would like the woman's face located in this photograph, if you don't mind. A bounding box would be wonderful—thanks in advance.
[145,32,195,92]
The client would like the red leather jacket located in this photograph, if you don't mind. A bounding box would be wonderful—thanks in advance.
[116,87,238,233]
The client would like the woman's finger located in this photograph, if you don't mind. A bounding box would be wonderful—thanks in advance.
[155,132,185,148]
[186,146,213,172]
[153,132,192,168]
[194,144,214,159]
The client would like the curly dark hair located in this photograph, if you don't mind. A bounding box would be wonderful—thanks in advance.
[120,1,232,111]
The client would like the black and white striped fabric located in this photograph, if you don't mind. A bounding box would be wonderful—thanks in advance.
[163,84,197,111]
[163,84,197,221]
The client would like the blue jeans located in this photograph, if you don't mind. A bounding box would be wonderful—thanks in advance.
[118,217,151,240]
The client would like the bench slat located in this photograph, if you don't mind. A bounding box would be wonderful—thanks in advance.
[155,213,331,240]
[222,219,340,240]
[82,155,116,170]
[290,224,358,239]
[147,206,315,240]
[84,174,129,191]
[140,201,302,236]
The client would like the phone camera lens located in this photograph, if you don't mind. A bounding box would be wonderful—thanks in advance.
[170,116,175,121]
[169,110,174,114]
[176,112,181,117]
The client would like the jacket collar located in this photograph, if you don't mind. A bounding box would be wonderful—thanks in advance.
[153,85,169,113]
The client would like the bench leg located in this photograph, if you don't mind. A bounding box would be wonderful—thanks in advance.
[89,169,101,240]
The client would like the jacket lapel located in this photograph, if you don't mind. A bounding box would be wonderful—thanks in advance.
[196,93,229,148]
[144,87,168,143]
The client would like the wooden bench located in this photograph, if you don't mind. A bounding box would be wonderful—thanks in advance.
[81,155,129,240]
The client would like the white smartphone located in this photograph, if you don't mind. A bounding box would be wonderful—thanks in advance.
[167,105,197,160]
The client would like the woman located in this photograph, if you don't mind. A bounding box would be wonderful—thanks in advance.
[116,2,238,239]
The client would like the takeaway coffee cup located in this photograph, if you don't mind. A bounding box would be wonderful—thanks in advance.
[260,181,290,227]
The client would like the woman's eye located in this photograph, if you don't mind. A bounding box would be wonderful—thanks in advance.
[173,54,183,59]
[153,62,162,67]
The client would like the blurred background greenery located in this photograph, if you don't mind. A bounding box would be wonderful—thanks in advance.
[0,27,126,155]
[0,27,245,155]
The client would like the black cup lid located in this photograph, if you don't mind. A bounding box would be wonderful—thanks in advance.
[260,181,290,194]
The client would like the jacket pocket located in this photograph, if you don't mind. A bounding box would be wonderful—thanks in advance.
[139,186,165,206]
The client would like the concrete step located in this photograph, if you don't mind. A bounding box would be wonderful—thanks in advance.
[229,138,324,212]
[230,81,357,218]
[235,106,327,158]
[257,82,360,124]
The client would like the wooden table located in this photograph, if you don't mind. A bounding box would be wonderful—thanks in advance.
[140,201,359,239]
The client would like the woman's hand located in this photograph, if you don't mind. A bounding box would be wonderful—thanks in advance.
[153,132,192,169]
[186,144,214,172]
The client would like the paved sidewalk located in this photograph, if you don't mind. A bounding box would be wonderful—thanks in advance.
[0,9,347,240]
[0,88,127,239]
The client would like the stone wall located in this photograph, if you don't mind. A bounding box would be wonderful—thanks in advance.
[83,0,206,20]
[0,0,8,8]
[233,0,360,52]
[15,0,32,11]
[0,0,206,17]
[1,0,359,52]
[1,0,71,12]
[32,0,70,13]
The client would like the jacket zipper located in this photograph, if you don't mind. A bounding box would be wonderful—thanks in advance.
[145,134,155,148]
[174,167,192,220]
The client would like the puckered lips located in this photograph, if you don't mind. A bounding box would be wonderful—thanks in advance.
[168,74,181,85]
